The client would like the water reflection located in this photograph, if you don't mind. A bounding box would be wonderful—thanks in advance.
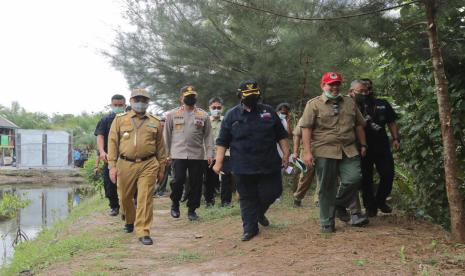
[0,185,91,266]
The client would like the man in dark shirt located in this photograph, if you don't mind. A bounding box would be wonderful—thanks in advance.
[352,79,400,217]
[94,94,126,216]
[213,80,289,241]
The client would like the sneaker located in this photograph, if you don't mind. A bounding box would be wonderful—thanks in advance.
[293,200,302,208]
[378,203,392,214]
[336,206,350,222]
[349,213,369,227]
[109,208,119,216]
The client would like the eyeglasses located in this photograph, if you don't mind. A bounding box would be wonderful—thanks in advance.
[242,91,260,97]
[210,106,222,110]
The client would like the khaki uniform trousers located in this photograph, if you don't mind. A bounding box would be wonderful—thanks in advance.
[117,158,159,237]
[293,168,315,201]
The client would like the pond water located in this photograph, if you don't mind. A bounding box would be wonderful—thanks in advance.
[0,184,92,266]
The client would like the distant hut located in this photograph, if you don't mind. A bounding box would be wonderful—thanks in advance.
[0,115,19,166]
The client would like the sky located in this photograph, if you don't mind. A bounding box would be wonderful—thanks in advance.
[0,0,131,115]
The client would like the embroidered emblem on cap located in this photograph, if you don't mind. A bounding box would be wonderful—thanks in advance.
[187,86,193,92]
[330,73,338,79]
[246,83,254,90]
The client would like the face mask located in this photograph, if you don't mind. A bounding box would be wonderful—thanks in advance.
[210,109,222,117]
[131,102,149,113]
[111,106,125,114]
[278,113,287,120]
[324,91,342,101]
[183,95,197,106]
[242,94,260,108]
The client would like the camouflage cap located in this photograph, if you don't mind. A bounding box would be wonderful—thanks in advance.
[130,88,150,99]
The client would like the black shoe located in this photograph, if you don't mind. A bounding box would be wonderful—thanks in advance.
[171,206,180,218]
[138,236,153,245]
[320,224,336,233]
[188,210,198,221]
[349,213,369,227]
[378,203,392,214]
[109,208,119,216]
[293,200,302,208]
[241,230,259,241]
[124,224,134,233]
[258,215,270,227]
[367,208,378,217]
[336,206,350,222]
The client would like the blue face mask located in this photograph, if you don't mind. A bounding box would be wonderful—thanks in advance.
[111,106,125,114]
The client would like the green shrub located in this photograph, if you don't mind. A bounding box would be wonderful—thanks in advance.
[0,193,32,219]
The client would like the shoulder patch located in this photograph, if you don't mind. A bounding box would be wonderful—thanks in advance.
[148,113,161,121]
[307,96,321,104]
[116,112,127,117]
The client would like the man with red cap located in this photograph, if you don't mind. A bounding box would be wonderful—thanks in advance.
[300,72,368,233]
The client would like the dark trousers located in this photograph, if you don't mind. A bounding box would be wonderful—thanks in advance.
[235,171,282,233]
[155,165,170,195]
[361,149,395,211]
[170,159,205,210]
[204,163,218,204]
[103,163,120,209]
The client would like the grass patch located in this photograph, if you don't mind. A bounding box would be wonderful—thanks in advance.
[195,204,241,221]
[171,249,202,264]
[0,195,121,276]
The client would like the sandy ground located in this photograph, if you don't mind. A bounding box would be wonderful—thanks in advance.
[38,195,465,276]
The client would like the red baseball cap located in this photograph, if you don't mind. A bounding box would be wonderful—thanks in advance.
[321,72,343,84]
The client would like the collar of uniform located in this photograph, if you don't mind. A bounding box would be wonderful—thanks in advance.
[320,92,345,104]
[181,105,197,111]
[129,110,148,118]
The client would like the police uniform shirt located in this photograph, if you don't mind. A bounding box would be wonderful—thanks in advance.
[107,110,167,169]
[360,98,398,151]
[300,94,365,159]
[94,112,116,153]
[163,106,214,160]
[216,103,288,175]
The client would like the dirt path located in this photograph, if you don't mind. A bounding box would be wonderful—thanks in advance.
[41,195,465,275]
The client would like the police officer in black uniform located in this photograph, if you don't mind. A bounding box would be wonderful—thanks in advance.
[351,79,400,217]
[94,94,126,216]
[213,80,289,241]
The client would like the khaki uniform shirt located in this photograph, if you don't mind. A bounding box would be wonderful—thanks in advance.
[107,110,167,169]
[164,106,213,160]
[210,116,229,156]
[300,94,365,159]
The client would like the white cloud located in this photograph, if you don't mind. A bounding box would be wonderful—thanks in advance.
[0,0,131,115]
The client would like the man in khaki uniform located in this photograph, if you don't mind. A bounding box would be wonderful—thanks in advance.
[301,72,368,233]
[164,85,214,221]
[108,88,166,245]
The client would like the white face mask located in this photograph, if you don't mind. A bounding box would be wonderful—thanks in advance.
[132,102,149,113]
[278,113,287,120]
[210,108,222,117]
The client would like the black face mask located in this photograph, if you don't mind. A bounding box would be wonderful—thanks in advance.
[183,95,197,106]
[241,94,260,108]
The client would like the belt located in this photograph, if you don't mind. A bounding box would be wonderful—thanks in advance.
[119,154,156,163]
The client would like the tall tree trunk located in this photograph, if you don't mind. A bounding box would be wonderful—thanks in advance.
[423,0,465,242]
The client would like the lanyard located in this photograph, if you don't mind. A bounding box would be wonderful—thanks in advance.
[131,117,146,147]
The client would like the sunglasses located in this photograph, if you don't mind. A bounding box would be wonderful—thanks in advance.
[211,106,222,110]
[242,91,260,97]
